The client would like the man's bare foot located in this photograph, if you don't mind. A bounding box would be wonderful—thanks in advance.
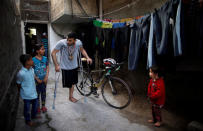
[154,122,161,127]
[148,120,154,123]
[69,97,78,103]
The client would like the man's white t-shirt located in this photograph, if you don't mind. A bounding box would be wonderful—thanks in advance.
[54,39,82,70]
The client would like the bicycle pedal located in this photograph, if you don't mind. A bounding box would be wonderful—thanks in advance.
[92,92,99,98]
[94,94,99,98]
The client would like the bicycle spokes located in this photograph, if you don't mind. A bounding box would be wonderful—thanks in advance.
[102,77,131,109]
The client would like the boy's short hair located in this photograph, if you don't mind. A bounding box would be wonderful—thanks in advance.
[67,32,77,40]
[19,54,32,66]
[150,66,159,74]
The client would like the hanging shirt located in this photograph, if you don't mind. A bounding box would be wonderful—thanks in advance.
[112,19,120,23]
[32,56,48,80]
[93,20,103,27]
[101,22,113,28]
[16,67,38,100]
[112,22,126,28]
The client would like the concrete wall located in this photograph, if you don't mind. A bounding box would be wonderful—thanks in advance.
[48,23,63,63]
[103,0,167,19]
[50,0,65,22]
[21,0,49,22]
[50,0,98,23]
[0,0,23,130]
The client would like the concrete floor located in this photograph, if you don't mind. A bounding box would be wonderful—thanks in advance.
[15,65,188,131]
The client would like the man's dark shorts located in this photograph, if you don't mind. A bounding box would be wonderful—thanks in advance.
[61,68,78,88]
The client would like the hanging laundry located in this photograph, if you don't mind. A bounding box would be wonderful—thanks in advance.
[103,19,112,22]
[135,16,144,19]
[128,15,150,70]
[147,13,157,69]
[120,18,134,23]
[102,28,113,58]
[111,22,126,54]
[111,19,120,23]
[173,0,183,56]
[113,23,130,62]
[101,22,113,28]
[93,20,103,27]
[126,20,135,26]
[112,22,126,28]
[147,0,182,57]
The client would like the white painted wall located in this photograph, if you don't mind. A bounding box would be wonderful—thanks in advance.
[21,21,26,54]
[48,23,62,63]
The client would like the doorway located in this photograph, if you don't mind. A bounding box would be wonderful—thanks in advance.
[24,23,48,57]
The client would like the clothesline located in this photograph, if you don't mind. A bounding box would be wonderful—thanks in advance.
[91,0,183,71]
[75,0,141,19]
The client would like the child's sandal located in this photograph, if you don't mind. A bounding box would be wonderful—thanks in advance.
[154,122,161,127]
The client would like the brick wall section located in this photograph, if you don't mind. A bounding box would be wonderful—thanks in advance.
[0,0,22,130]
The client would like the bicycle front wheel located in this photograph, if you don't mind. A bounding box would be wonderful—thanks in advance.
[76,71,92,96]
[102,76,132,109]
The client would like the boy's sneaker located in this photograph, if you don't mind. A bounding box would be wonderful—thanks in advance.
[41,106,47,113]
[37,108,41,114]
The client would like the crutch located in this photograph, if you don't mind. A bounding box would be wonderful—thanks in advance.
[52,71,60,109]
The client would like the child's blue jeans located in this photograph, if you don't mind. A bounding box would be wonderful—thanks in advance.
[23,99,38,122]
[36,83,46,107]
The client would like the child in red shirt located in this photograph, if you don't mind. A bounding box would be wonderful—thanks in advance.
[147,66,165,127]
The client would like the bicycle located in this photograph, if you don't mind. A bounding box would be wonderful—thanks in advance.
[76,58,132,109]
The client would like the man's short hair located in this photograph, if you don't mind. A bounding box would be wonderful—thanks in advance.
[19,54,32,66]
[67,32,77,40]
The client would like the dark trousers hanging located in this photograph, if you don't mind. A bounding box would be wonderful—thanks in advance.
[102,28,113,59]
[113,26,130,63]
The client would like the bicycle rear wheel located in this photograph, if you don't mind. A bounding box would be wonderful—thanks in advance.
[102,76,132,109]
[76,71,92,96]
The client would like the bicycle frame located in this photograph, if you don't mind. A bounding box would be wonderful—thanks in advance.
[77,61,132,109]
[87,65,121,91]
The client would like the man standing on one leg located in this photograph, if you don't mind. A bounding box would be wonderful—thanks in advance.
[51,32,92,103]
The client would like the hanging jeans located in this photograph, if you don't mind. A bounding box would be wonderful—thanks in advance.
[128,15,150,70]
[154,1,172,55]
[151,0,180,56]
[173,0,182,56]
[147,0,181,68]
[147,13,157,68]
